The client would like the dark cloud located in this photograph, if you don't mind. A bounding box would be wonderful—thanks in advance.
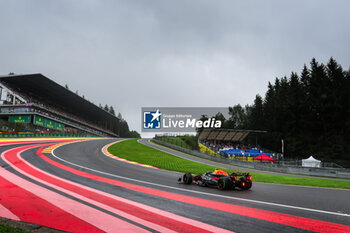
[1,0,349,135]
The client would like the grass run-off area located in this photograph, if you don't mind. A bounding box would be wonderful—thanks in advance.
[0,223,31,233]
[108,139,350,189]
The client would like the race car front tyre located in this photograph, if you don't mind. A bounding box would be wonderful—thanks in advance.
[183,173,193,184]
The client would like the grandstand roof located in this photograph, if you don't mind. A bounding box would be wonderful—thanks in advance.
[199,129,267,142]
[0,73,119,124]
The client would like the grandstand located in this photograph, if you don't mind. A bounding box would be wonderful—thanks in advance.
[199,129,276,161]
[0,73,119,137]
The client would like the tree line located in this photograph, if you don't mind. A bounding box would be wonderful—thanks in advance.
[204,58,350,164]
[98,104,140,138]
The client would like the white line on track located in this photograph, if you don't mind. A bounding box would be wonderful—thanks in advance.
[50,140,350,218]
[12,145,230,233]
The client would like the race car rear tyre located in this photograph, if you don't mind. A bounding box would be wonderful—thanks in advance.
[239,178,252,190]
[218,177,234,190]
[243,180,252,190]
[183,173,193,185]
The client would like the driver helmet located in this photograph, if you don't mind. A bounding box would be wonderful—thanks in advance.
[214,169,228,176]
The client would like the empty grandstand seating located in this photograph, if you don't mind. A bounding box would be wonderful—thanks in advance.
[0,74,119,137]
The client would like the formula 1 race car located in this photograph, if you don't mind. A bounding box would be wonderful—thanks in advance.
[178,169,252,190]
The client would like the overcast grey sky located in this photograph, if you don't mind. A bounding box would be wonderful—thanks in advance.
[1,0,349,135]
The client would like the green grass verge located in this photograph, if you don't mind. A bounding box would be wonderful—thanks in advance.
[108,139,350,189]
[0,223,32,233]
[108,139,218,174]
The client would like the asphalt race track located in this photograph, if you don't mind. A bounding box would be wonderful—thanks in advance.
[0,138,349,232]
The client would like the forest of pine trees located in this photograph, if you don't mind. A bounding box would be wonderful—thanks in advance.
[215,58,350,164]
[98,104,140,138]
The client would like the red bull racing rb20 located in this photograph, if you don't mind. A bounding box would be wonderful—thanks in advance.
[178,169,252,190]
